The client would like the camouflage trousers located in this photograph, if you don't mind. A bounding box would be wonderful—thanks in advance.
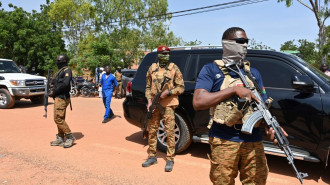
[54,97,72,137]
[209,137,268,185]
[147,106,176,161]
[115,82,122,98]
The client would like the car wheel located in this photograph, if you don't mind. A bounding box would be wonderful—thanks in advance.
[157,113,192,153]
[0,89,15,109]
[30,95,44,104]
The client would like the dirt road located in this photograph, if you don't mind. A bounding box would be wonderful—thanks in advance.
[0,97,329,185]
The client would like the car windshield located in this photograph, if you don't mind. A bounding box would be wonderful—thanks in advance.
[287,54,330,83]
[0,60,21,73]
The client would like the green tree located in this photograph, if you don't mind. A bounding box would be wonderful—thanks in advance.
[48,0,95,54]
[249,38,273,50]
[280,39,318,64]
[0,3,65,74]
[72,33,117,77]
[182,39,202,46]
[278,0,329,64]
[321,25,330,62]
[142,21,181,51]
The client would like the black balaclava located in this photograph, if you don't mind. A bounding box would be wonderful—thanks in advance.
[56,55,69,69]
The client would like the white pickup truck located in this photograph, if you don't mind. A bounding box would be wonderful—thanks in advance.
[0,58,46,109]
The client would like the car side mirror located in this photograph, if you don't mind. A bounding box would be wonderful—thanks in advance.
[0,76,4,80]
[292,75,315,93]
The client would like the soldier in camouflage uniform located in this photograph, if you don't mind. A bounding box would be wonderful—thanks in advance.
[49,54,75,148]
[114,66,122,99]
[142,45,184,172]
[193,27,283,184]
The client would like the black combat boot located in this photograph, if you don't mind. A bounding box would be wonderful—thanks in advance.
[63,133,76,148]
[50,134,64,146]
[165,160,174,172]
[142,156,157,167]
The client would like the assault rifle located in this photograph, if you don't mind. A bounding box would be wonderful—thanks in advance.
[43,69,51,118]
[142,76,171,139]
[225,62,308,184]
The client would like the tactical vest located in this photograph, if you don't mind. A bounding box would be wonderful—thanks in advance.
[149,62,178,107]
[114,71,122,82]
[208,60,259,128]
[53,67,71,99]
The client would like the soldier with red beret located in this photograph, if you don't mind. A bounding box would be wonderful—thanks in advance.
[142,45,185,172]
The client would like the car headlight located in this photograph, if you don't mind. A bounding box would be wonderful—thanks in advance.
[44,79,47,85]
[10,80,25,86]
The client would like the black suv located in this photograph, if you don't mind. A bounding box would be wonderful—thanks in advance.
[123,47,330,166]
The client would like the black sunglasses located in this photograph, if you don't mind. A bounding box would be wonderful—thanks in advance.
[229,38,249,44]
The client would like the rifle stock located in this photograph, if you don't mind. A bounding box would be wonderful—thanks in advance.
[43,69,51,118]
[142,76,171,138]
[225,62,308,184]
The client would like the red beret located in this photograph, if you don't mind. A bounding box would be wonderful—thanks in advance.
[157,45,170,53]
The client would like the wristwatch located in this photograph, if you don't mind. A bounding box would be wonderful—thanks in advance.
[168,90,172,97]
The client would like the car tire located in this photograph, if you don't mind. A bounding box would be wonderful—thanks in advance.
[30,95,44,104]
[0,89,15,109]
[157,113,192,154]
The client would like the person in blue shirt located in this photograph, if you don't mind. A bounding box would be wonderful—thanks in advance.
[193,27,286,185]
[99,66,118,123]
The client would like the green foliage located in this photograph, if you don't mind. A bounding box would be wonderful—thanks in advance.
[182,39,202,46]
[278,0,329,63]
[48,0,96,53]
[280,39,318,64]
[321,25,330,59]
[0,3,65,75]
[249,39,273,50]
[0,0,215,77]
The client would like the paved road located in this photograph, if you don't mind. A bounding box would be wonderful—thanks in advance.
[0,97,329,185]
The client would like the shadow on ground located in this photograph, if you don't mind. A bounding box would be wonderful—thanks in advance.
[125,131,209,160]
[12,100,53,109]
[266,154,330,184]
[125,131,147,146]
[72,132,84,140]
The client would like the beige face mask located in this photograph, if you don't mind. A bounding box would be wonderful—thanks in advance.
[222,40,248,65]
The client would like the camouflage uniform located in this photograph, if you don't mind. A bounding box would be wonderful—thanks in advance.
[207,60,269,185]
[114,70,122,98]
[209,137,268,185]
[145,62,184,161]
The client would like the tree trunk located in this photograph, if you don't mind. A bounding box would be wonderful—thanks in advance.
[319,25,327,64]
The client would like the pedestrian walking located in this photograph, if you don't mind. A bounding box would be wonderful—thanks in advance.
[99,66,118,123]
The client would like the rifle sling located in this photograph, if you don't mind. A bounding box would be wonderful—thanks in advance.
[245,70,262,94]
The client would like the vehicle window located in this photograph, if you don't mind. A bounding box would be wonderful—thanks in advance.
[248,57,300,89]
[288,54,330,83]
[0,61,21,73]
[170,54,189,75]
[197,54,222,77]
[185,55,198,81]
[122,71,136,78]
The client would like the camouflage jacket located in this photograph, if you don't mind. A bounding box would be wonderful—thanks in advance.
[114,71,122,82]
[145,62,184,107]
